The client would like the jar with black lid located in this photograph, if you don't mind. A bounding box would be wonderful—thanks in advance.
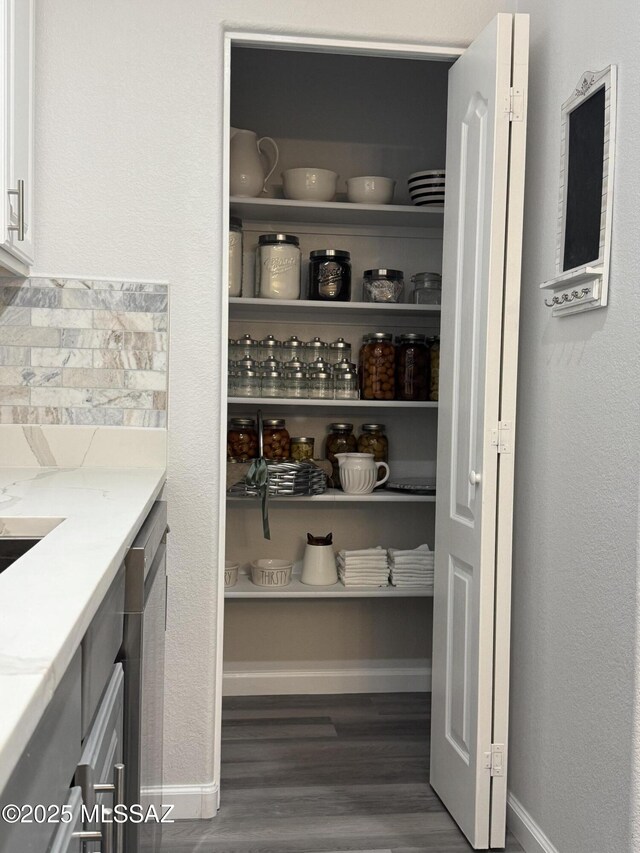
[309,249,351,301]
[363,269,404,304]
[325,423,357,488]
[396,333,429,401]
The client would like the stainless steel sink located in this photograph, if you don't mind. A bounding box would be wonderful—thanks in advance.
[0,518,64,575]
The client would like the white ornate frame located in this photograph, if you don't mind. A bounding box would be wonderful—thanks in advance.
[540,66,617,316]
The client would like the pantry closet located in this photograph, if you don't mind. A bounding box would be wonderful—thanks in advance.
[217,15,528,850]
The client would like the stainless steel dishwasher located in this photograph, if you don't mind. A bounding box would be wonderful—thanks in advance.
[120,501,167,853]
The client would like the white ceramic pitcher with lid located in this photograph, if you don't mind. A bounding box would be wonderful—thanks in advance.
[229,127,279,197]
[335,452,390,494]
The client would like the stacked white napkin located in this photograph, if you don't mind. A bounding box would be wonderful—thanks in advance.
[389,544,434,589]
[337,547,390,588]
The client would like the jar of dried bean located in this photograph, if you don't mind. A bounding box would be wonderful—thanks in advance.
[357,424,389,481]
[429,336,440,401]
[227,418,258,461]
[262,419,291,460]
[325,423,357,488]
[291,437,315,462]
[396,333,429,401]
[360,332,396,400]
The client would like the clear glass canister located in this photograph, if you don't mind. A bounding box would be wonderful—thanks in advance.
[357,424,389,481]
[308,368,334,399]
[307,356,332,376]
[283,366,308,399]
[228,337,240,361]
[360,332,396,400]
[235,369,260,398]
[227,368,236,397]
[229,216,243,297]
[328,337,351,365]
[304,336,328,364]
[429,336,440,401]
[281,335,305,362]
[291,437,315,462]
[363,269,404,303]
[256,233,301,300]
[237,333,258,360]
[261,369,283,398]
[236,355,258,374]
[262,419,291,460]
[258,334,281,362]
[325,423,357,488]
[396,333,429,401]
[259,357,281,375]
[334,365,359,400]
[308,250,351,301]
[411,272,442,305]
[227,417,258,461]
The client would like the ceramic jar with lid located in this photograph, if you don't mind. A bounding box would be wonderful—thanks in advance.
[227,418,258,461]
[256,233,301,300]
[308,249,351,301]
[229,217,243,296]
[411,272,442,304]
[328,337,351,365]
[396,333,429,401]
[357,424,389,481]
[360,332,396,400]
[325,423,357,488]
[262,419,291,460]
[362,269,404,303]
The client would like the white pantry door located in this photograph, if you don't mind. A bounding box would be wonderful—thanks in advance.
[430,13,528,850]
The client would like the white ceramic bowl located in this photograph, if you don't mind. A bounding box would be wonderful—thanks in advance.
[250,558,293,587]
[224,560,239,587]
[282,168,338,202]
[346,176,395,205]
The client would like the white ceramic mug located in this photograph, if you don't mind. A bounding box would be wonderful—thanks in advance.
[335,452,390,495]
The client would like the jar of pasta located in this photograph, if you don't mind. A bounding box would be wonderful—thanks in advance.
[262,419,291,460]
[227,418,258,461]
[357,424,389,481]
[325,423,357,488]
[360,332,396,400]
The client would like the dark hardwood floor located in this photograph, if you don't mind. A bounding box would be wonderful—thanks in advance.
[156,693,523,853]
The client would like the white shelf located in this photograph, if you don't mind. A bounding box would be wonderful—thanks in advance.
[229,296,441,324]
[228,397,438,410]
[227,488,436,504]
[230,196,444,228]
[225,573,434,599]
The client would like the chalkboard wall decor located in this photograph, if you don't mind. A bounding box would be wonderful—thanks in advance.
[540,66,617,317]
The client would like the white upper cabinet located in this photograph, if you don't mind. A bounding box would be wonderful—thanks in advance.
[0,0,34,272]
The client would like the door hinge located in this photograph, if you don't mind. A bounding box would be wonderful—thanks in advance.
[490,421,512,454]
[504,87,524,122]
[483,743,505,777]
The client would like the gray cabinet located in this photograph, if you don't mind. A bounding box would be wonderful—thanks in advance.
[48,787,84,853]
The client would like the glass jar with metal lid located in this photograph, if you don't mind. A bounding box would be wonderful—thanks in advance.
[396,333,429,401]
[307,356,332,375]
[227,417,258,461]
[309,249,351,301]
[328,336,352,365]
[308,365,333,399]
[362,269,404,303]
[227,366,236,397]
[357,424,389,481]
[283,363,308,399]
[258,334,282,362]
[228,337,240,361]
[237,333,259,360]
[304,336,328,364]
[411,272,442,305]
[360,332,396,400]
[235,368,260,398]
[282,335,305,362]
[333,361,359,400]
[259,357,281,375]
[256,233,301,300]
[261,367,284,398]
[229,216,243,297]
[236,355,258,374]
[262,419,291,460]
[325,423,357,488]
[290,437,315,462]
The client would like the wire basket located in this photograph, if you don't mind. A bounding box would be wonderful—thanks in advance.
[228,459,328,498]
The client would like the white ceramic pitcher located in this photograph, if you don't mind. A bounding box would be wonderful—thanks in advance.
[229,127,279,197]
[335,452,390,495]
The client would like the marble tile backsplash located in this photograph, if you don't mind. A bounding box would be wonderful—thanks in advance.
[0,278,168,427]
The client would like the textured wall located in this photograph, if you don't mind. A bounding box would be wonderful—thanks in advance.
[0,278,167,425]
[33,0,511,803]
[509,0,640,850]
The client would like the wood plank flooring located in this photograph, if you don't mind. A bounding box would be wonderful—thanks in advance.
[155,693,523,853]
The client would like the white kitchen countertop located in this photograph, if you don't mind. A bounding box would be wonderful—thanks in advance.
[0,465,166,794]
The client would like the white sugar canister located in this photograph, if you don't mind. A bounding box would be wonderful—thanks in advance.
[228,216,243,296]
[256,233,301,300]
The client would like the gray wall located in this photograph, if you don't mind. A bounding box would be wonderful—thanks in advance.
[509,0,640,850]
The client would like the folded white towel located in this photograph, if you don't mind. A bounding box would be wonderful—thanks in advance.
[338,556,388,564]
[390,560,434,568]
[340,547,385,557]
[389,544,432,557]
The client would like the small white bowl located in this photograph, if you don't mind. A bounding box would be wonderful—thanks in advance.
[250,559,293,587]
[346,176,395,205]
[282,168,338,202]
[224,560,239,587]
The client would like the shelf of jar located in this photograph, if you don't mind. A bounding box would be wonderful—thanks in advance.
[227,397,438,409]
[230,196,444,228]
[225,572,434,599]
[227,488,436,504]
[228,297,441,324]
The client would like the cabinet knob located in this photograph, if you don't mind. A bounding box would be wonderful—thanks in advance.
[469,470,481,486]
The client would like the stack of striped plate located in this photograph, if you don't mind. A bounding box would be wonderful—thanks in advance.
[408,170,446,206]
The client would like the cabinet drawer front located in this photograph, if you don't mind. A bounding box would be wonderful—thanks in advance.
[0,652,81,853]
[48,786,83,853]
[82,566,125,736]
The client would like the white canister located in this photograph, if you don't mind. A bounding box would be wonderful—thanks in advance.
[229,217,243,296]
[256,233,301,300]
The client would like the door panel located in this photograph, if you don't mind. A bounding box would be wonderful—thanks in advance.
[430,13,515,849]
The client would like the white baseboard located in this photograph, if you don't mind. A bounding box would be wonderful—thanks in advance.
[507,793,559,853]
[223,660,431,696]
[150,781,219,820]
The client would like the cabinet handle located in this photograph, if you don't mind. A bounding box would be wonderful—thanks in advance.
[72,806,114,852]
[94,763,124,853]
[7,179,25,241]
